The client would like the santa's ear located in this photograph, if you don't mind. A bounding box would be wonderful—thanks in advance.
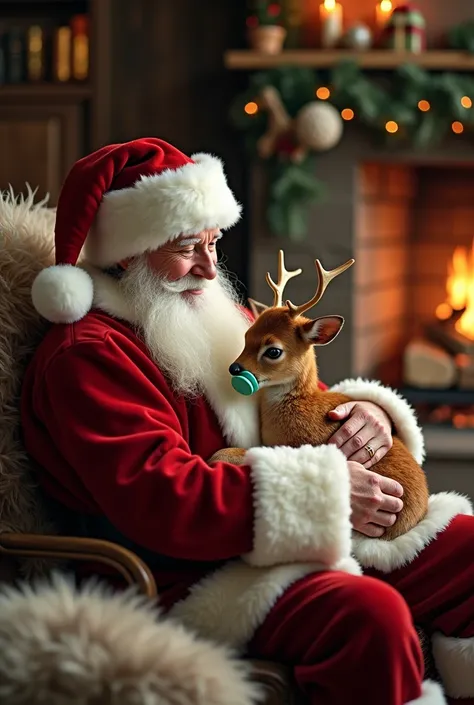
[248,298,269,320]
[300,315,344,346]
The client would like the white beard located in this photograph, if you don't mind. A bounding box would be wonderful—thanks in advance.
[119,257,251,398]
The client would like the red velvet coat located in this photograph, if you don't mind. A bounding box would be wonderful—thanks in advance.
[21,311,331,598]
[21,307,437,648]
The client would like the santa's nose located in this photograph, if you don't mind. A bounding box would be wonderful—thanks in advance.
[229,363,244,375]
[190,254,217,280]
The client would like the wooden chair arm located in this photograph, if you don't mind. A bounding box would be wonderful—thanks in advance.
[0,532,158,599]
[248,660,293,705]
[248,659,291,688]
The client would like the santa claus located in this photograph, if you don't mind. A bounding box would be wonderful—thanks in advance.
[21,138,474,705]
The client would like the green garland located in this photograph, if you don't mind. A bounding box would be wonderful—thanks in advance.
[231,67,322,240]
[230,62,474,239]
[449,21,474,53]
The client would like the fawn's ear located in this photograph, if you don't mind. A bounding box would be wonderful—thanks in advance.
[301,315,344,346]
[248,298,269,319]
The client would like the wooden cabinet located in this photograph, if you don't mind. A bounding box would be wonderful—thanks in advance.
[0,0,111,204]
[0,98,84,204]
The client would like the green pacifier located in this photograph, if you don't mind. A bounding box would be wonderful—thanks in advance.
[231,370,259,396]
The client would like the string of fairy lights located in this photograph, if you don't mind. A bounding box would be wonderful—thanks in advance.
[231,63,474,239]
[243,86,474,135]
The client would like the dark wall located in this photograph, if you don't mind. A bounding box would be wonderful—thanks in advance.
[109,0,251,294]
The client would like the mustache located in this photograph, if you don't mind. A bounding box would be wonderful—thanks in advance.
[160,274,213,293]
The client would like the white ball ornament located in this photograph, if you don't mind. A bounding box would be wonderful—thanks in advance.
[343,23,373,50]
[295,101,344,153]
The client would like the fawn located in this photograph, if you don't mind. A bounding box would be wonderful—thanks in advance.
[212,251,429,541]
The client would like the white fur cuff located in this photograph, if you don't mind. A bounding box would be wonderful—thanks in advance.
[432,633,474,699]
[244,444,353,568]
[170,558,361,651]
[329,377,425,464]
[407,681,446,704]
[352,492,473,573]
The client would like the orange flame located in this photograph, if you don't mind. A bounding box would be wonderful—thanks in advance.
[448,245,470,310]
[455,239,474,341]
[436,238,474,340]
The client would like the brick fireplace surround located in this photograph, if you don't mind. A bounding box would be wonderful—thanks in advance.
[249,125,474,496]
[355,162,474,385]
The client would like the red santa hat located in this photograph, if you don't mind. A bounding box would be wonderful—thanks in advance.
[31,137,242,324]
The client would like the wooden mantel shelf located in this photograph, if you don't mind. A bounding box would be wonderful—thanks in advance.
[224,50,474,71]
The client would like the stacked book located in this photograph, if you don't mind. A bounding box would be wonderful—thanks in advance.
[0,15,89,84]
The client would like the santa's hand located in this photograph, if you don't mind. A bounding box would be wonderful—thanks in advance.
[348,461,403,537]
[328,400,393,468]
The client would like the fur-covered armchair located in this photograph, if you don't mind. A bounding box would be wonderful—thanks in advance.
[0,189,267,705]
[0,190,152,586]
[0,190,55,549]
[0,189,436,704]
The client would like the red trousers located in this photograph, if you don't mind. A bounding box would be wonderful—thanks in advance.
[248,514,474,705]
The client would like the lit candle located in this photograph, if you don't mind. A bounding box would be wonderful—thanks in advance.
[375,0,393,30]
[319,0,343,49]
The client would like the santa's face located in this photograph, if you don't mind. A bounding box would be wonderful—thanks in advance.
[124,228,221,296]
[118,231,251,398]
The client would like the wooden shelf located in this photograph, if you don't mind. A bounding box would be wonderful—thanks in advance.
[224,50,474,71]
[0,83,92,100]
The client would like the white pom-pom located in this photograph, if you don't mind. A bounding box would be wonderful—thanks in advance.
[31,265,94,324]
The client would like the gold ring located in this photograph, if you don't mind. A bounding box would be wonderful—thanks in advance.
[365,444,375,459]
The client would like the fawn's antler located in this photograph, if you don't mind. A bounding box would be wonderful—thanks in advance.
[286,258,355,317]
[266,250,302,307]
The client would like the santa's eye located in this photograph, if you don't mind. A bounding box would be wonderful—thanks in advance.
[263,347,283,360]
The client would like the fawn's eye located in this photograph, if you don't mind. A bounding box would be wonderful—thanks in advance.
[263,347,283,360]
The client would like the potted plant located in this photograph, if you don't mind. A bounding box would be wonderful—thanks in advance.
[246,1,287,55]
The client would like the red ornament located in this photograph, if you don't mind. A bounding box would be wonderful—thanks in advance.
[267,3,281,17]
[246,14,259,28]
[275,131,298,157]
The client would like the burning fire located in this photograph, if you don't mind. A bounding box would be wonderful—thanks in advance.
[435,238,474,340]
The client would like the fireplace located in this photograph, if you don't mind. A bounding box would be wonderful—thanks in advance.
[249,125,474,454]
[355,161,474,432]
[355,163,474,382]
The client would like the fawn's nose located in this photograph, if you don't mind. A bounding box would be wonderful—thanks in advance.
[229,363,244,376]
